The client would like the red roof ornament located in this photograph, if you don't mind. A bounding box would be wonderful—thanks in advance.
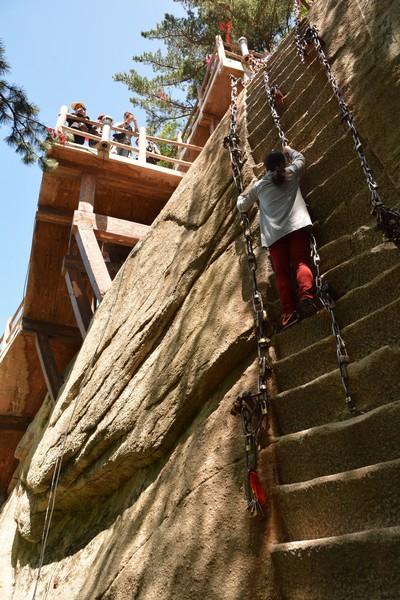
[218,20,232,46]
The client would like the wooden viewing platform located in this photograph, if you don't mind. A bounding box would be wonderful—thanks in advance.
[0,120,203,498]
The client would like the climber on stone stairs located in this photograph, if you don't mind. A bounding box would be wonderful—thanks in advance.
[237,146,316,329]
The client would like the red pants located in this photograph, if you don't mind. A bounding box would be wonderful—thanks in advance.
[269,228,314,324]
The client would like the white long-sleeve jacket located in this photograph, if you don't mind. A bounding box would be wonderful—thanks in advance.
[237,148,312,247]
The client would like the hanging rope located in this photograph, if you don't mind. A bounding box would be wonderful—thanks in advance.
[223,76,270,517]
[31,256,130,600]
[262,68,360,416]
[294,0,400,247]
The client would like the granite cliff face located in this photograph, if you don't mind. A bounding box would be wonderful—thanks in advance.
[1,0,400,598]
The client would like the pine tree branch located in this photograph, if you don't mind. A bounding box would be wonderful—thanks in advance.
[114,1,296,132]
[133,57,178,70]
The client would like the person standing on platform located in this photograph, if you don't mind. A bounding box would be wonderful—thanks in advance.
[237,146,316,329]
[67,102,98,146]
[113,112,139,157]
[145,138,161,164]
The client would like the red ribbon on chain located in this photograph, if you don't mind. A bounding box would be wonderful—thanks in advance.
[248,470,267,513]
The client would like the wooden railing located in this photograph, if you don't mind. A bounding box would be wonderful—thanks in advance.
[54,109,203,170]
[181,35,250,143]
[180,36,269,158]
[0,299,23,354]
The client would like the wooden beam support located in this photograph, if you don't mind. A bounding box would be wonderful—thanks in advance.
[0,414,33,431]
[37,207,151,246]
[22,317,81,340]
[34,333,63,403]
[79,173,96,212]
[64,254,124,279]
[73,210,150,246]
[37,205,149,244]
[63,255,86,272]
[74,226,112,302]
[64,268,93,338]
[36,206,73,226]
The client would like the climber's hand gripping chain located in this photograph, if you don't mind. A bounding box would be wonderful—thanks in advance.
[224,76,270,517]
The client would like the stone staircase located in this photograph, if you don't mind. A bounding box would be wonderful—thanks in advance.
[245,28,400,600]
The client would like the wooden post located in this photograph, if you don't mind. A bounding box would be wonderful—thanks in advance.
[238,36,250,57]
[174,131,183,171]
[4,317,12,345]
[138,126,147,163]
[79,173,96,213]
[55,105,68,133]
[209,117,217,134]
[35,333,62,403]
[216,35,225,63]
[74,226,112,302]
[98,115,113,152]
[64,267,93,338]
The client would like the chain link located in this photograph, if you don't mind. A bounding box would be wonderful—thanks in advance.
[309,234,359,414]
[263,70,288,147]
[262,57,360,416]
[294,0,306,63]
[294,0,400,246]
[224,76,271,517]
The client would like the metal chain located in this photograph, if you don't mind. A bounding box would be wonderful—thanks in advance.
[294,0,306,63]
[223,76,271,517]
[294,0,400,246]
[245,54,269,78]
[309,235,358,414]
[262,63,360,415]
[263,70,288,147]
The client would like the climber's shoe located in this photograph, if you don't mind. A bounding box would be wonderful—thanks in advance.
[281,311,300,330]
[299,298,317,319]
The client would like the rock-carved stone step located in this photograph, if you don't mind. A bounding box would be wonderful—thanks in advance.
[272,526,400,600]
[275,400,400,484]
[275,458,400,541]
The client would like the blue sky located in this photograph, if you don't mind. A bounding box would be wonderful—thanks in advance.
[0,0,186,331]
